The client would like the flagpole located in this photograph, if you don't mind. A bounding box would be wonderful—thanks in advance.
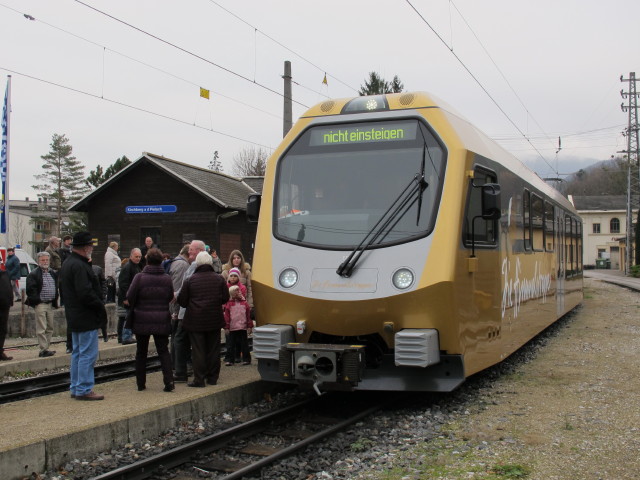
[1,75,11,240]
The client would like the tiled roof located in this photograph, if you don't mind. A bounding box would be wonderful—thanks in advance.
[70,153,262,211]
[571,195,628,211]
[241,176,265,195]
[146,154,256,210]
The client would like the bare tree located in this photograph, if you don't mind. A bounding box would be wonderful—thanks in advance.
[231,146,268,177]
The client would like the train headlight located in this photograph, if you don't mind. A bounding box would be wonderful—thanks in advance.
[392,268,414,290]
[279,268,299,288]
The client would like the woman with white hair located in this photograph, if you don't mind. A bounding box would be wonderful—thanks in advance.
[177,251,229,387]
[104,241,120,303]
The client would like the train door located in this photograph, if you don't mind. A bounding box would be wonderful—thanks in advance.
[556,211,565,315]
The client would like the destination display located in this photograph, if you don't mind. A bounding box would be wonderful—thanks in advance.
[309,121,418,147]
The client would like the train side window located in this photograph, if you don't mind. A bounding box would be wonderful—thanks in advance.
[565,215,573,276]
[463,167,498,247]
[523,190,531,250]
[577,220,583,272]
[531,193,544,251]
[544,201,555,251]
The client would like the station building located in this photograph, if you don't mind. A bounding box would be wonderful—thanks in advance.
[69,152,263,267]
[571,195,628,271]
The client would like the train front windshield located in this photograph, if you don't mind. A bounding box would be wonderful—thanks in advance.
[275,119,446,249]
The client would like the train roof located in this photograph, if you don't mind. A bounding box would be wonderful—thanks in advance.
[302,92,577,214]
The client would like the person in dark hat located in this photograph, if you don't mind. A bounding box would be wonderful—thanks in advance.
[59,232,107,401]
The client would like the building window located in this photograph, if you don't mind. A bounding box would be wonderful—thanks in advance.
[593,223,600,234]
[610,218,620,234]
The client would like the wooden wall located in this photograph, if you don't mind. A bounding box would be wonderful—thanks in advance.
[81,162,257,267]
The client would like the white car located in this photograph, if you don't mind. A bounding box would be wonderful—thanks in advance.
[15,249,38,295]
[0,248,38,296]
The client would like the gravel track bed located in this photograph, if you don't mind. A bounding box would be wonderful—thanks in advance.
[30,278,634,480]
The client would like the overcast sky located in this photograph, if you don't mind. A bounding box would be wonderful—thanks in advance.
[1,0,637,200]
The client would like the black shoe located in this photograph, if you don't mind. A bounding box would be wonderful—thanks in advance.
[187,381,205,388]
[122,339,136,345]
[163,383,175,392]
[174,375,188,383]
[103,336,109,342]
[242,361,251,366]
[39,350,55,357]
[137,385,146,391]
[206,378,217,386]
[0,353,13,361]
[66,348,72,354]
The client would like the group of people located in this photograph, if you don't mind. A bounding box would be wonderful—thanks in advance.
[0,232,255,400]
[131,240,254,391]
[74,234,254,399]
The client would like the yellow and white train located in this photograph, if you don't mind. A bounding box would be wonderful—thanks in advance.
[247,92,582,393]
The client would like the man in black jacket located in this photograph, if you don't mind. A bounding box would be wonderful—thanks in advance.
[0,266,13,361]
[59,231,107,401]
[26,251,59,357]
[117,248,142,344]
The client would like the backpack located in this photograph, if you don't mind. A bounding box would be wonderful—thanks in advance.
[162,257,174,274]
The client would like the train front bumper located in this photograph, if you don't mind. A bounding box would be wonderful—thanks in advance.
[253,324,465,393]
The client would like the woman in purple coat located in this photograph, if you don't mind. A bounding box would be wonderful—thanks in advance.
[127,248,175,392]
[177,251,229,387]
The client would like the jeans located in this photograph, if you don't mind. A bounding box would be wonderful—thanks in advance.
[122,326,134,342]
[70,329,99,396]
[121,309,134,342]
[173,320,191,377]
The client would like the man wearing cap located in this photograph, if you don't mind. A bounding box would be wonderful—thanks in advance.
[59,232,107,401]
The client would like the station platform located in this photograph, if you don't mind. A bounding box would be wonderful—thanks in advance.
[584,269,640,292]
[0,338,280,480]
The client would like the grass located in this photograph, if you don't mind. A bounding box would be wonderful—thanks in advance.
[350,438,532,480]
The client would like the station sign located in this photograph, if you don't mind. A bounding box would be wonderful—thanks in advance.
[125,205,177,214]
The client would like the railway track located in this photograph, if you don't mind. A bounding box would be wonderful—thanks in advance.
[92,393,393,480]
[0,356,161,403]
[1,338,253,403]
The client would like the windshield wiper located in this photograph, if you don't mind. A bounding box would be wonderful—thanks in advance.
[336,174,427,278]
[416,143,427,226]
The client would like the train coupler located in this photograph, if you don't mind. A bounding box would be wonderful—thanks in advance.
[279,343,366,390]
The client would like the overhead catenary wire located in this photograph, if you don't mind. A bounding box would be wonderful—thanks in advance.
[0,2,284,121]
[405,0,558,175]
[448,0,557,152]
[0,66,274,151]
[73,0,311,109]
[205,0,359,94]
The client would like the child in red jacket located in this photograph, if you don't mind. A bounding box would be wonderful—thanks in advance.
[223,285,252,366]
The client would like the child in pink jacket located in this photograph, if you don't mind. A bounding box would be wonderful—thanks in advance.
[223,285,252,366]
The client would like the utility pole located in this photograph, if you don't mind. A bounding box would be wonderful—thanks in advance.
[283,61,292,138]
[621,72,640,274]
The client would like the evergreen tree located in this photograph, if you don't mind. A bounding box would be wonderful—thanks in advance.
[358,72,405,96]
[33,133,89,236]
[208,151,224,172]
[87,156,131,187]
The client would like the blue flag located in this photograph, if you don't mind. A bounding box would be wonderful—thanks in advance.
[1,77,9,234]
